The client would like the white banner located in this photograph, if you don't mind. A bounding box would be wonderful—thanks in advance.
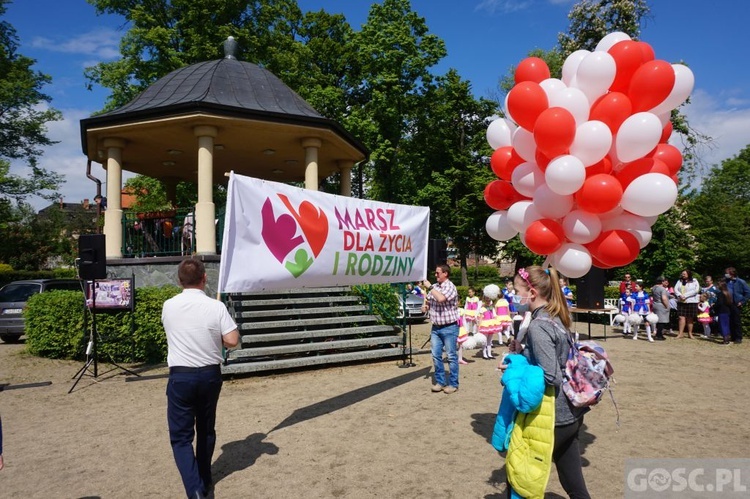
[218,173,430,293]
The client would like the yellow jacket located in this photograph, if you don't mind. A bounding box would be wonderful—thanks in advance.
[506,386,556,498]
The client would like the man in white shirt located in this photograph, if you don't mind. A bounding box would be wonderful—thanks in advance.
[162,258,239,498]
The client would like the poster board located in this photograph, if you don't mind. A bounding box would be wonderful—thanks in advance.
[85,278,134,312]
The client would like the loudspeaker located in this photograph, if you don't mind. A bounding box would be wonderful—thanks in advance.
[427,239,447,272]
[78,234,106,280]
[574,267,607,309]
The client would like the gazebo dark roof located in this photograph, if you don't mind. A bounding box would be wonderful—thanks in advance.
[80,41,367,184]
[96,57,325,122]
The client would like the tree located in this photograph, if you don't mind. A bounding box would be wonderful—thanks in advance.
[0,202,76,269]
[0,1,63,204]
[347,0,446,202]
[85,0,305,111]
[403,70,498,284]
[686,145,750,276]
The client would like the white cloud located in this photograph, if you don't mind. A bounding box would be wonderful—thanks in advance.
[678,88,750,171]
[31,28,121,61]
[475,0,533,14]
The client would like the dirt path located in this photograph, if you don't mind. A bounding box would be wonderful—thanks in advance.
[1,322,748,498]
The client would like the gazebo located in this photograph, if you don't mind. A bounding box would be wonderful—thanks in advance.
[80,37,368,260]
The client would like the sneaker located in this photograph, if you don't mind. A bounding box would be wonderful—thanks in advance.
[431,384,445,393]
[632,335,638,340]
[648,338,654,343]
[443,386,458,394]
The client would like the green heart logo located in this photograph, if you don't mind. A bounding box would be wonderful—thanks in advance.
[285,248,314,278]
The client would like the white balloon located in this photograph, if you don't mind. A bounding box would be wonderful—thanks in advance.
[512,127,536,162]
[486,117,516,150]
[545,155,586,196]
[552,243,593,279]
[539,78,566,102]
[562,210,602,244]
[511,161,545,198]
[601,212,653,248]
[503,94,515,126]
[570,120,613,166]
[621,173,678,217]
[595,31,631,52]
[562,50,590,86]
[643,214,659,226]
[547,86,590,125]
[486,210,519,241]
[650,64,695,115]
[574,51,616,104]
[615,112,662,162]
[507,200,543,233]
[533,184,575,219]
[598,205,624,220]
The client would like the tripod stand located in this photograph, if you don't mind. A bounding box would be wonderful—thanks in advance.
[69,278,139,393]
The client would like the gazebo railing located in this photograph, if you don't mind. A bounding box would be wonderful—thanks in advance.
[121,207,225,257]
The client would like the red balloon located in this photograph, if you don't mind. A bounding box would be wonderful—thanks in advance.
[507,81,549,131]
[590,92,632,134]
[515,57,551,85]
[591,256,615,270]
[636,41,655,62]
[671,174,679,184]
[535,149,552,171]
[650,144,682,175]
[628,60,676,112]
[490,146,516,180]
[533,107,576,158]
[659,120,673,143]
[575,174,623,214]
[587,230,640,267]
[524,219,565,255]
[615,158,670,189]
[608,40,645,94]
[484,180,522,210]
[586,156,613,177]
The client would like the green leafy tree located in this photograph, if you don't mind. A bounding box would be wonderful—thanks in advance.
[0,1,63,203]
[686,145,750,276]
[347,0,446,202]
[404,70,499,285]
[0,202,75,269]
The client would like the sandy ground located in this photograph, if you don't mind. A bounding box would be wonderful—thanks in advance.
[1,321,749,498]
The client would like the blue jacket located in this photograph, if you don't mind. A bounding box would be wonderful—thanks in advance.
[728,277,750,306]
[492,354,545,452]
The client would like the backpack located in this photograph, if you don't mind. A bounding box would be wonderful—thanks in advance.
[538,318,619,424]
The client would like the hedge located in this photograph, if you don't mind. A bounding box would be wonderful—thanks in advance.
[25,285,180,363]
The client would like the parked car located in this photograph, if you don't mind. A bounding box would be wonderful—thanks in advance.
[396,292,428,322]
[0,279,82,343]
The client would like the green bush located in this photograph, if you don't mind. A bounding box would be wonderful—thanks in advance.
[25,285,180,363]
[352,283,400,324]
[25,291,86,359]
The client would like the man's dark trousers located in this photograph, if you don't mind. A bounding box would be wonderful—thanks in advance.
[167,366,223,497]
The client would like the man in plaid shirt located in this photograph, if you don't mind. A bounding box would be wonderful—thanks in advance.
[422,264,460,394]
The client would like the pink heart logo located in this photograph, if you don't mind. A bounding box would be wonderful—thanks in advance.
[278,194,328,257]
[261,198,304,263]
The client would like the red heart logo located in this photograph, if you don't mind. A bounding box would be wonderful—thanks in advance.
[278,195,328,257]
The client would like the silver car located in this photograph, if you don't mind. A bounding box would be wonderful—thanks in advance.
[396,292,428,322]
[0,279,82,343]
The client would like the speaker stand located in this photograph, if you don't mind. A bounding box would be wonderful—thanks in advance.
[69,279,139,393]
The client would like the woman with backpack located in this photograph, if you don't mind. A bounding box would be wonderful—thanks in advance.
[506,265,591,499]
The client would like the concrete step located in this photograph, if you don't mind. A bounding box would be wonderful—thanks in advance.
[230,295,361,308]
[234,304,369,320]
[227,335,403,360]
[221,347,405,375]
[240,324,397,344]
[238,314,382,331]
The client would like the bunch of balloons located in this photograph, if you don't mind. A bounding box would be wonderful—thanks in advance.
[483,32,693,278]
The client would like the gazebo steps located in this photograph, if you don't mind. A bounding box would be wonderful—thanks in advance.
[222,286,404,375]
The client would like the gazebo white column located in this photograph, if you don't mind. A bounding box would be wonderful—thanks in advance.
[338,159,354,197]
[102,138,126,258]
[193,125,218,255]
[302,138,322,191]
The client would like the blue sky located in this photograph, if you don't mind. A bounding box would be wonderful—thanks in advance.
[5,0,750,209]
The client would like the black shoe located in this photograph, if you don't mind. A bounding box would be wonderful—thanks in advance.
[192,490,207,499]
